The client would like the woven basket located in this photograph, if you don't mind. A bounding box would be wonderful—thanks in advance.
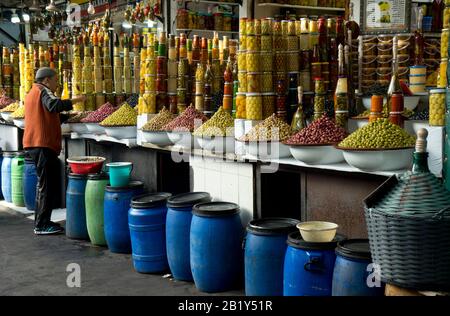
[364,175,450,291]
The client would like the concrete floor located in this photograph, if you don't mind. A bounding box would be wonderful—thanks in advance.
[0,207,244,296]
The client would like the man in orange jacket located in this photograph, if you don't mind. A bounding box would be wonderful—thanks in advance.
[24,67,85,235]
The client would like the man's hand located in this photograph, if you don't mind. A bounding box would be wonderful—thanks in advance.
[71,95,87,104]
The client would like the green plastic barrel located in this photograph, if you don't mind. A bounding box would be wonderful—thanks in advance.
[85,173,109,246]
[11,154,25,207]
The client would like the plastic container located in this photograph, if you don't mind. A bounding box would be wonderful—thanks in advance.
[332,239,384,296]
[129,192,172,273]
[106,162,133,187]
[166,192,211,281]
[85,173,109,246]
[283,232,341,296]
[11,154,25,207]
[23,157,37,211]
[66,174,89,240]
[245,218,300,296]
[1,152,14,202]
[190,202,243,293]
[104,181,144,253]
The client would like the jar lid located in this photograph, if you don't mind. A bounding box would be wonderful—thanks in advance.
[410,65,427,69]
[246,93,262,97]
[167,192,211,209]
[262,92,276,96]
[131,192,172,209]
[336,239,372,260]
[236,92,246,96]
[247,217,300,236]
[68,173,88,179]
[87,172,109,180]
[106,180,144,192]
[192,202,240,217]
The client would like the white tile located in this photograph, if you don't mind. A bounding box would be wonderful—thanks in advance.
[221,173,239,204]
[221,160,239,175]
[205,170,222,200]
[238,175,254,227]
[238,162,253,178]
[192,167,205,192]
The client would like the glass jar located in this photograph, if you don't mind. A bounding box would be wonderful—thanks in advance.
[261,35,273,51]
[224,14,232,32]
[238,50,247,71]
[441,29,449,58]
[246,93,263,120]
[156,56,167,75]
[262,72,273,92]
[274,52,287,71]
[262,93,276,119]
[246,19,255,35]
[276,95,288,121]
[261,18,272,35]
[236,93,246,119]
[238,71,248,92]
[240,35,247,50]
[261,52,273,72]
[429,88,446,126]
[246,51,261,72]
[240,18,247,35]
[177,9,189,29]
[247,35,261,51]
[273,36,286,51]
[223,95,233,113]
[313,94,325,115]
[189,11,197,29]
[168,93,178,114]
[300,70,311,92]
[314,77,326,94]
[439,59,448,88]
[214,13,223,31]
[287,52,300,72]
[255,19,262,35]
[287,36,299,51]
[247,72,261,93]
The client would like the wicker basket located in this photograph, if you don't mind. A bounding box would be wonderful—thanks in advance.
[364,175,450,291]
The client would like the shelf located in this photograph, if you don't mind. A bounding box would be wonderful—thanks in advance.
[185,0,241,6]
[176,29,240,34]
[70,132,137,148]
[257,3,346,12]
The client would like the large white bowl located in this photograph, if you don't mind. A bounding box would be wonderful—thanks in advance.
[61,123,71,134]
[362,96,420,111]
[297,221,338,242]
[245,141,291,159]
[70,123,88,134]
[104,126,137,139]
[85,123,105,135]
[289,144,345,165]
[13,119,25,129]
[167,132,198,149]
[337,146,414,171]
[141,130,173,147]
[196,136,235,154]
[1,112,13,122]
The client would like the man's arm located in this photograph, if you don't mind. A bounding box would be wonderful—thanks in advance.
[40,87,73,113]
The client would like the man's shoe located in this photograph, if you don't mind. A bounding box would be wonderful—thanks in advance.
[49,221,62,227]
[34,225,65,235]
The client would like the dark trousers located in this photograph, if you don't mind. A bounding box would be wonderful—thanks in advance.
[27,148,60,228]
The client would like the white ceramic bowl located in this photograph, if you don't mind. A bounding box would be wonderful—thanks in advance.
[297,221,338,242]
[167,132,198,149]
[141,131,173,147]
[337,146,414,171]
[61,123,71,134]
[104,126,137,139]
[1,112,13,122]
[70,123,88,134]
[85,123,105,135]
[196,136,235,154]
[13,119,25,129]
[289,144,344,165]
[245,141,291,159]
[362,96,420,111]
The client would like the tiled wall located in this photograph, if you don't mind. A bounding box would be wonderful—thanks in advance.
[190,155,254,227]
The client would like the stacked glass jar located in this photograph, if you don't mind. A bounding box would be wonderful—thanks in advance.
[140,33,157,114]
[83,45,95,111]
[167,35,179,114]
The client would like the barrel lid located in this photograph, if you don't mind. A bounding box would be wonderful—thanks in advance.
[131,192,172,209]
[87,172,109,180]
[167,192,211,209]
[247,217,300,235]
[287,231,345,250]
[68,173,88,179]
[336,239,372,261]
[192,202,240,217]
[105,180,144,192]
[15,151,25,157]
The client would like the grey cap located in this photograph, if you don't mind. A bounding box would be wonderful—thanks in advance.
[35,67,57,81]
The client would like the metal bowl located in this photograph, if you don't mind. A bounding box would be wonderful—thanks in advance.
[288,144,344,165]
[167,132,198,149]
[336,146,414,171]
[196,136,235,154]
[141,130,173,147]
[85,123,105,135]
[104,126,137,139]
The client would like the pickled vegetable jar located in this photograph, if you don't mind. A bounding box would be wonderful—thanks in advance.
[240,18,247,35]
[246,52,261,72]
[238,51,247,71]
[261,18,272,35]
[429,88,446,126]
[236,93,246,119]
[247,35,261,51]
[262,72,273,92]
[261,35,273,51]
[441,29,449,58]
[246,93,263,120]
[238,71,248,92]
[261,52,273,72]
[287,53,300,72]
[314,94,325,114]
[247,72,261,93]
[262,93,276,119]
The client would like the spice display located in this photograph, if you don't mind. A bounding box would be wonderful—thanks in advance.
[163,105,208,132]
[429,88,446,126]
[66,112,92,123]
[339,118,416,149]
[81,103,117,123]
[193,106,234,137]
[0,101,20,112]
[142,107,175,131]
[100,103,137,126]
[240,114,293,142]
[284,116,347,145]
[10,106,25,119]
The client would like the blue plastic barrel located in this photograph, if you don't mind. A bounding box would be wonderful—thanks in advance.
[190,202,244,293]
[129,192,172,273]
[66,174,89,240]
[104,181,144,254]
[245,218,300,296]
[1,152,14,202]
[23,157,38,211]
[284,232,343,296]
[0,152,3,200]
[332,239,384,296]
[166,192,211,281]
